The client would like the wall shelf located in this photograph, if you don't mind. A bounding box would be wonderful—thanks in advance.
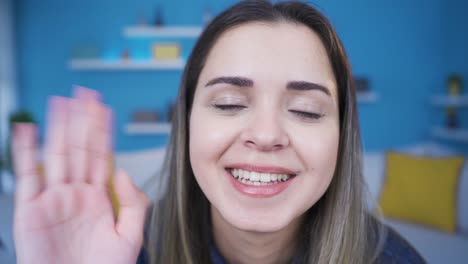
[430,95,468,107]
[125,123,171,135]
[357,91,378,103]
[431,127,468,143]
[124,26,203,38]
[69,58,185,71]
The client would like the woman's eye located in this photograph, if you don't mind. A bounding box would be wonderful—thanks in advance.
[289,110,323,120]
[214,104,246,111]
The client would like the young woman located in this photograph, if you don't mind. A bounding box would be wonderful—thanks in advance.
[12,1,425,263]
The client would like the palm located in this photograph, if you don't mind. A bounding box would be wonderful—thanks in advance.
[15,185,136,264]
[12,88,149,264]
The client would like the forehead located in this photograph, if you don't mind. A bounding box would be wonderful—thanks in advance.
[199,21,337,96]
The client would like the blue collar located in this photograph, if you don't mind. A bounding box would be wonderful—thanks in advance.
[210,243,227,264]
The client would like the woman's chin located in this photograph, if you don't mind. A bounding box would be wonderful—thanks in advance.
[234,221,287,233]
[211,196,305,234]
[222,210,295,233]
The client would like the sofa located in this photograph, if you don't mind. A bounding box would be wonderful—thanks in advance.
[362,143,468,263]
[1,143,467,263]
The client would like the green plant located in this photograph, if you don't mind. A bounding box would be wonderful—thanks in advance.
[448,74,462,84]
[4,110,36,173]
[448,74,463,96]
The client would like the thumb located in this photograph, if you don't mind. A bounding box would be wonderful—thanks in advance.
[114,169,150,246]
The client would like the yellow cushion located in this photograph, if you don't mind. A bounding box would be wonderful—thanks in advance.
[379,152,464,233]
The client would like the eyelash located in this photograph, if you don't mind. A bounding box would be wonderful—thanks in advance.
[289,110,323,120]
[213,104,246,111]
[214,104,323,120]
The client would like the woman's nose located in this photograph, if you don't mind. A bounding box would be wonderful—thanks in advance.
[240,109,290,152]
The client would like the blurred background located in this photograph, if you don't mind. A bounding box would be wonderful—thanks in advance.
[0,0,467,263]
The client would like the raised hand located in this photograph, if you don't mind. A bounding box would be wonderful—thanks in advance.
[12,87,149,264]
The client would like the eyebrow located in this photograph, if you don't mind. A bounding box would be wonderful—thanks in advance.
[205,76,254,87]
[286,81,331,96]
[205,76,331,96]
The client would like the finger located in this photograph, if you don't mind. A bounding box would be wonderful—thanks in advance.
[114,170,149,246]
[12,123,42,203]
[44,96,69,186]
[89,105,113,186]
[68,87,100,183]
[73,85,101,101]
[67,98,89,182]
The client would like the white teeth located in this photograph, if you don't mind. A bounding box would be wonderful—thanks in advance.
[250,172,259,182]
[230,168,292,185]
[271,174,278,181]
[260,173,270,182]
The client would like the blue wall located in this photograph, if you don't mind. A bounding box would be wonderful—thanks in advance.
[14,0,468,152]
[441,0,468,152]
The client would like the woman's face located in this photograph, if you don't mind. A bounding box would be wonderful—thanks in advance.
[189,22,340,232]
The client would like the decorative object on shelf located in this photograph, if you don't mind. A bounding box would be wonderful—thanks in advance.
[121,48,130,60]
[352,76,378,103]
[447,74,463,96]
[431,76,467,143]
[446,108,459,129]
[152,43,180,60]
[131,110,160,123]
[444,75,463,130]
[154,5,164,26]
[125,107,174,135]
[354,76,369,93]
[127,108,170,135]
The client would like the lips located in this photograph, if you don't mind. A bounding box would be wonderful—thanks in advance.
[225,165,297,198]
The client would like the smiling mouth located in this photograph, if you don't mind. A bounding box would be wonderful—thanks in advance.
[226,168,296,186]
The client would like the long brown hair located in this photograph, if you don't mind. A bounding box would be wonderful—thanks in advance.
[146,1,385,263]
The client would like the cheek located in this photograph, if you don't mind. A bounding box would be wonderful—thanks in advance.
[294,123,339,192]
[189,107,238,181]
[312,132,339,172]
[296,122,339,160]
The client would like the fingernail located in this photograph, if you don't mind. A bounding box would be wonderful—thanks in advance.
[73,85,101,101]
